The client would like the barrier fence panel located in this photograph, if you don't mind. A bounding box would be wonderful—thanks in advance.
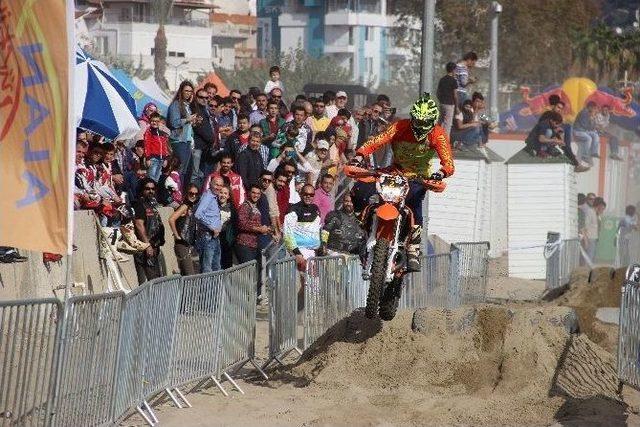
[399,253,452,310]
[304,256,349,350]
[455,242,490,304]
[617,231,640,268]
[218,261,267,382]
[265,258,301,367]
[344,255,369,310]
[545,233,580,291]
[0,299,62,427]
[112,276,182,423]
[618,266,640,390]
[170,271,226,394]
[52,293,124,427]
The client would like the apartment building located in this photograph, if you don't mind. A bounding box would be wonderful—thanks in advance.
[257,0,417,87]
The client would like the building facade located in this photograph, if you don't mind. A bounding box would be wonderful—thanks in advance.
[79,0,257,91]
[257,0,416,87]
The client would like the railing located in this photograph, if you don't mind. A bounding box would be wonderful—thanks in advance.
[617,230,640,268]
[545,232,580,291]
[1,262,261,427]
[1,238,494,426]
[618,264,640,390]
[455,242,490,304]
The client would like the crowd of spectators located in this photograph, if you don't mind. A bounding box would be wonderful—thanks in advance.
[71,64,403,299]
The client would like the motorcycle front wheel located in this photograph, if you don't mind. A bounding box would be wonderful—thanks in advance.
[379,276,402,321]
[366,238,390,319]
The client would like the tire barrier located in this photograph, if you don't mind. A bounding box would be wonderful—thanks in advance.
[545,233,581,291]
[618,264,640,390]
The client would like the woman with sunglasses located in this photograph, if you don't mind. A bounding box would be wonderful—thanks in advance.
[167,80,197,184]
[168,183,200,276]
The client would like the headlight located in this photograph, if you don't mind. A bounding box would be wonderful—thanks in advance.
[376,174,409,203]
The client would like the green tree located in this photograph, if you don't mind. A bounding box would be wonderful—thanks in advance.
[152,0,174,92]
[389,0,600,87]
[217,48,356,98]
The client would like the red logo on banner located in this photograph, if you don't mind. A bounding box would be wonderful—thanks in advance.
[0,5,22,141]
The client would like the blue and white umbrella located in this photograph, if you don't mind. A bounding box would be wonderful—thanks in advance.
[75,48,140,140]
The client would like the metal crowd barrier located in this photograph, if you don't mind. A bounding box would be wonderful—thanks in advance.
[545,232,580,291]
[264,257,302,368]
[52,293,123,426]
[618,265,640,390]
[455,242,490,304]
[400,251,459,310]
[0,299,62,427]
[303,256,350,350]
[617,230,640,268]
[344,255,368,311]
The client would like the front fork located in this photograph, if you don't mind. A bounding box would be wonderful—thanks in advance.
[363,210,405,283]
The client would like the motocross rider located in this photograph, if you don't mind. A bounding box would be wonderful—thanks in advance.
[352,93,455,272]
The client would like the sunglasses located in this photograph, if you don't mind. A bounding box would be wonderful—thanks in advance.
[188,191,198,196]
[302,192,315,197]
[197,95,209,100]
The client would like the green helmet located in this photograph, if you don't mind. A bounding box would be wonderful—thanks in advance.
[410,92,440,141]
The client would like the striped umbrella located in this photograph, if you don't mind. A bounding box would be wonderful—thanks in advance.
[75,48,139,140]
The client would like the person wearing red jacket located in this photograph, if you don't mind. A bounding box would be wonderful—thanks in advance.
[143,112,171,182]
[353,93,455,271]
[203,153,245,209]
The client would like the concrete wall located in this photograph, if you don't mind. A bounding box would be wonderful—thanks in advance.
[0,208,181,302]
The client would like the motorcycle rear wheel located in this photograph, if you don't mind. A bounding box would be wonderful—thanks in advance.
[366,239,390,319]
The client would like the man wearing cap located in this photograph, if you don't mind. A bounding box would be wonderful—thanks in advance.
[327,91,358,153]
[306,139,337,186]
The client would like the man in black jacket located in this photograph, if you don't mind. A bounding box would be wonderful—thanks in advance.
[192,88,218,187]
[235,131,265,190]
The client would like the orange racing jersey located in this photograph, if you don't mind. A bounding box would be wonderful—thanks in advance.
[356,120,454,178]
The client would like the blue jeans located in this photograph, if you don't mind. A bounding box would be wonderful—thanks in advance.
[406,180,427,225]
[197,233,221,273]
[451,126,482,147]
[148,156,164,182]
[573,130,600,158]
[171,142,192,185]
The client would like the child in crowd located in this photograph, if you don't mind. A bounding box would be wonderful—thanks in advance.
[264,65,284,95]
[141,112,171,182]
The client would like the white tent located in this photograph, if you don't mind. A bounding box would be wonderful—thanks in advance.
[133,76,172,106]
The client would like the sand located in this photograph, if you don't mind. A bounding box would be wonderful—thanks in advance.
[142,306,636,427]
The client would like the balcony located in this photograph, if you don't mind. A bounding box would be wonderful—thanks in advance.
[326,0,382,14]
[103,10,211,27]
[324,44,356,54]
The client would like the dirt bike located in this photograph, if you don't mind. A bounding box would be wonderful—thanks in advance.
[344,164,446,321]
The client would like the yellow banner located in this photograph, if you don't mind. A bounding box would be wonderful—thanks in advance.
[0,0,74,254]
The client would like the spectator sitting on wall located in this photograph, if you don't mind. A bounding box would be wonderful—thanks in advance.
[283,183,322,273]
[133,178,165,284]
[573,102,600,165]
[524,111,565,158]
[595,104,624,161]
[539,96,589,172]
[450,100,483,148]
[318,193,367,258]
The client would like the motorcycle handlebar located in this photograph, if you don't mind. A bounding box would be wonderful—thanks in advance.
[343,165,447,192]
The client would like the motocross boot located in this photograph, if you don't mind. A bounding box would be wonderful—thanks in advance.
[406,225,422,272]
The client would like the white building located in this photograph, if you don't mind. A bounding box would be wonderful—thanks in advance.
[80,0,257,91]
[257,0,418,87]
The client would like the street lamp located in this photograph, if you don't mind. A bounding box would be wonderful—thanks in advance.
[419,0,436,94]
[171,60,190,91]
[489,1,502,120]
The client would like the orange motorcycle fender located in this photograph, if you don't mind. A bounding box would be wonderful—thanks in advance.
[376,203,400,221]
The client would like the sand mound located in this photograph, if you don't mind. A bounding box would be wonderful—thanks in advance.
[552,266,627,351]
[282,306,624,425]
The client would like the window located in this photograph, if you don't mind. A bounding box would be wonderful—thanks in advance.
[365,57,373,74]
[150,48,155,55]
[95,36,109,55]
[177,52,185,58]
[348,56,354,75]
[212,44,220,58]
[348,27,354,45]
[365,26,374,41]
[169,51,177,57]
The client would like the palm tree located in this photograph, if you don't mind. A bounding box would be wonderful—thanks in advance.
[151,0,174,92]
